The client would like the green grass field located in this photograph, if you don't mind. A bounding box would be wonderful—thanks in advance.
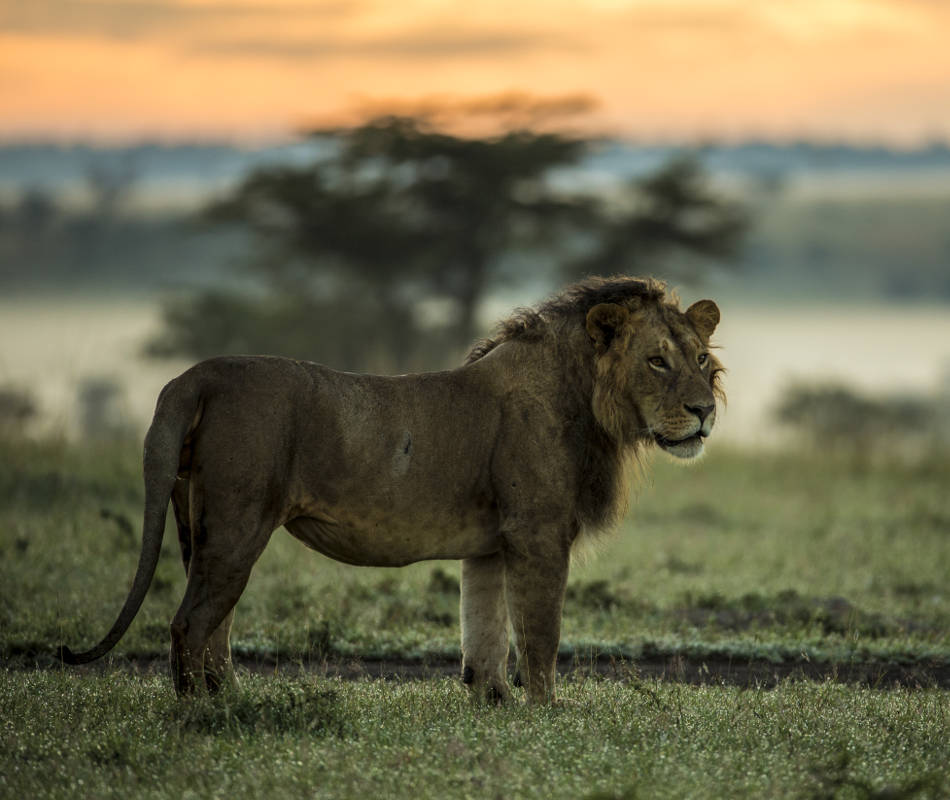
[1,437,949,798]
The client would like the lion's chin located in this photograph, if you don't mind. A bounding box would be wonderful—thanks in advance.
[654,432,706,460]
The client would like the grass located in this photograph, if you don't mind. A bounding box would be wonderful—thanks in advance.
[1,437,949,797]
[1,671,947,799]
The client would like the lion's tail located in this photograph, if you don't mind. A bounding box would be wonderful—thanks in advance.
[58,377,201,665]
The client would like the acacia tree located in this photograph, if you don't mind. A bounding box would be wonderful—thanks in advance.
[149,114,747,371]
[566,156,748,283]
[331,117,592,348]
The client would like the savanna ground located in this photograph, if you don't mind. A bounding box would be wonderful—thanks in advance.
[1,437,948,798]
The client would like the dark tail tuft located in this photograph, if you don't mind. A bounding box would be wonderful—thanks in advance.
[57,644,79,664]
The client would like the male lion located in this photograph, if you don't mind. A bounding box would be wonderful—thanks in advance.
[60,276,723,703]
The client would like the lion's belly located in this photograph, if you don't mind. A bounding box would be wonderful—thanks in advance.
[283,513,501,567]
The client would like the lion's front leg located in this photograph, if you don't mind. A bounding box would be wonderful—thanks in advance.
[504,530,571,704]
[460,553,510,703]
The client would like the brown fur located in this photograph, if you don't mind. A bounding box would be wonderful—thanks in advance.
[59,276,723,704]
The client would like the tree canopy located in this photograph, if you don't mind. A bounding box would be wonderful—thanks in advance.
[149,114,747,372]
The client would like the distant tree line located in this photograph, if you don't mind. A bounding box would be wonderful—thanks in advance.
[146,114,747,372]
[0,163,242,293]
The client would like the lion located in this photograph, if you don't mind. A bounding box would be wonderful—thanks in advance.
[59,276,723,703]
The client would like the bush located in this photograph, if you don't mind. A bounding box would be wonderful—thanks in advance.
[0,385,37,436]
[773,381,946,462]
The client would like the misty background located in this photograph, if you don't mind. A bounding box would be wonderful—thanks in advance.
[0,116,949,457]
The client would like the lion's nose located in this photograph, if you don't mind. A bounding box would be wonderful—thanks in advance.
[685,403,715,424]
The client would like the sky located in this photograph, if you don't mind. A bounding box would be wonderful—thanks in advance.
[2,0,950,144]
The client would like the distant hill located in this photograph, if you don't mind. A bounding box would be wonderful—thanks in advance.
[0,140,332,211]
[2,139,950,206]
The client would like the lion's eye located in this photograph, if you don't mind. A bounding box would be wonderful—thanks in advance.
[648,356,668,369]
[698,353,708,366]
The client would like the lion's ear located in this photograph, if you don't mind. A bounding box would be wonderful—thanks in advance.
[686,300,720,341]
[586,303,629,354]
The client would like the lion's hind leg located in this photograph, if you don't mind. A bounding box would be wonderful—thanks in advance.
[202,609,236,693]
[171,479,238,693]
[169,503,273,696]
[460,553,510,703]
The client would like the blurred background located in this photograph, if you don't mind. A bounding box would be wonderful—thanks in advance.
[1,0,949,458]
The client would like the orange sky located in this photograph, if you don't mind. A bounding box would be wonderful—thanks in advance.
[2,0,949,143]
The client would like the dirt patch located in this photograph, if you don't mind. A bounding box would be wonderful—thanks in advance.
[34,651,950,689]
[294,653,950,689]
[566,653,950,689]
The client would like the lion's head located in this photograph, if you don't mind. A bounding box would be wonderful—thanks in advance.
[468,276,724,461]
[586,292,723,458]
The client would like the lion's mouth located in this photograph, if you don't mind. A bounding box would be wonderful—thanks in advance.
[654,431,706,458]
[654,431,703,447]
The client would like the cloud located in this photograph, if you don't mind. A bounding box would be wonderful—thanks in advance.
[0,0,360,40]
[2,1,583,64]
[191,28,584,61]
[342,91,600,130]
